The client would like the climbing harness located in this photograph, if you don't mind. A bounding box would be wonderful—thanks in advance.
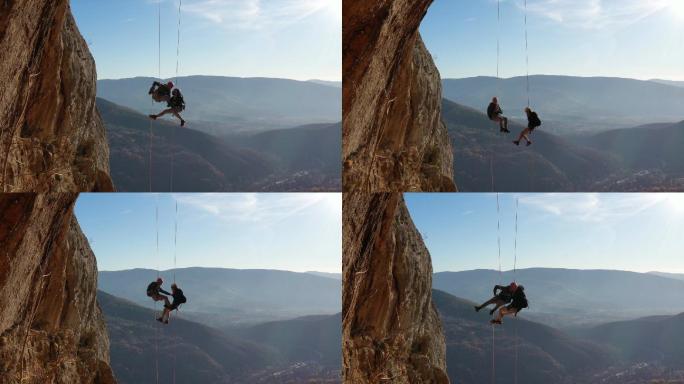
[523,0,531,108]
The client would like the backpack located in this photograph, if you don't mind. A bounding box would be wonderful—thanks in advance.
[529,112,542,128]
[514,291,528,309]
[176,289,187,304]
[168,95,185,111]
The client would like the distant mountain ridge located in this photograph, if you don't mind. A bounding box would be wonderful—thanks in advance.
[442,98,621,191]
[98,97,341,192]
[97,76,341,133]
[99,97,271,192]
[100,291,341,383]
[98,267,342,328]
[433,290,617,384]
[442,98,684,191]
[433,268,684,327]
[442,75,684,134]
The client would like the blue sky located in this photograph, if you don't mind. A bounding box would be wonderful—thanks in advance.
[421,0,684,80]
[405,193,684,273]
[71,0,342,81]
[75,193,342,273]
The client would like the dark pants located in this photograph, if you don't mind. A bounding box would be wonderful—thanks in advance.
[477,296,507,313]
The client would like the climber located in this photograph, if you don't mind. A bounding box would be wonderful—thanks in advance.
[491,284,528,324]
[474,282,518,315]
[146,277,170,307]
[148,81,174,103]
[513,107,542,146]
[487,97,510,133]
[149,88,186,127]
[158,283,187,324]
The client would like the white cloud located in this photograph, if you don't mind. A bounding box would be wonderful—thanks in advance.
[519,0,672,29]
[180,0,340,30]
[173,193,339,224]
[518,193,670,222]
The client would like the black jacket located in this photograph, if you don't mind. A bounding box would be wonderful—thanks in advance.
[153,82,171,97]
[493,285,513,302]
[487,103,502,119]
[147,281,170,296]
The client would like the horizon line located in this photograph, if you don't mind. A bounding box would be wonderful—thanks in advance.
[440,74,684,82]
[434,267,682,274]
[98,266,342,274]
[96,74,343,83]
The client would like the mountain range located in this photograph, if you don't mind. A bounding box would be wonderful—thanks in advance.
[433,268,684,328]
[100,291,340,383]
[441,75,684,134]
[98,98,341,192]
[97,76,341,134]
[98,268,684,383]
[98,268,342,329]
[432,289,684,384]
[442,98,684,191]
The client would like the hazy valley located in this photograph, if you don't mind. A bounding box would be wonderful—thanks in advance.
[441,76,684,191]
[97,76,341,192]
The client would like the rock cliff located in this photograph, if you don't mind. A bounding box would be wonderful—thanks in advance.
[342,193,449,383]
[0,1,113,192]
[0,194,115,383]
[343,0,456,192]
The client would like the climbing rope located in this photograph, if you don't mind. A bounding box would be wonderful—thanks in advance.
[513,198,520,384]
[170,0,182,192]
[513,198,518,278]
[496,0,501,82]
[150,0,162,193]
[490,155,495,192]
[154,197,160,384]
[524,0,531,107]
[496,193,502,281]
[172,200,178,384]
[491,192,502,384]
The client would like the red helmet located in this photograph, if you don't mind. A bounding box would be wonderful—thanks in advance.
[509,282,518,292]
[157,277,163,284]
[167,81,174,88]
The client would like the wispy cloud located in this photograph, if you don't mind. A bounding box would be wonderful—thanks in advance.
[179,0,339,30]
[520,0,671,29]
[518,193,670,222]
[173,193,338,224]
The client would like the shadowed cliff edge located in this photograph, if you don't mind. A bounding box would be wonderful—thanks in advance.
[342,193,449,383]
[0,194,115,383]
[0,0,113,193]
[342,0,456,192]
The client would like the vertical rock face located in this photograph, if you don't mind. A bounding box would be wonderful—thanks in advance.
[0,1,113,192]
[343,0,456,192]
[0,194,115,383]
[342,193,449,383]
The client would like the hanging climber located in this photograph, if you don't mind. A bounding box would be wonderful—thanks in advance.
[146,277,171,307]
[487,97,510,133]
[474,282,517,315]
[148,81,174,103]
[490,284,528,325]
[149,88,186,127]
[513,107,542,146]
[158,283,187,324]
